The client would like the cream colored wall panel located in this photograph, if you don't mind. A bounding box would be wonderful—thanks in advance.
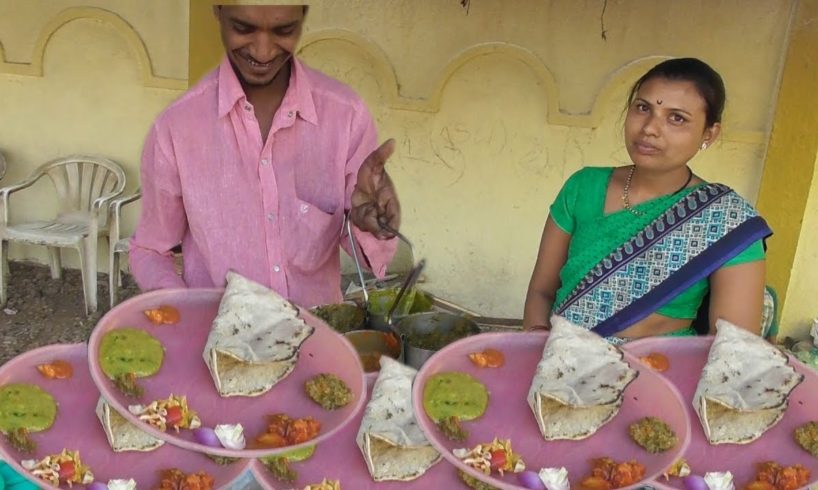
[300,31,772,316]
[302,0,793,132]
[0,18,182,268]
[0,0,188,80]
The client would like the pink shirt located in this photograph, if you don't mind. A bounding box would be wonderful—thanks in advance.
[130,57,397,308]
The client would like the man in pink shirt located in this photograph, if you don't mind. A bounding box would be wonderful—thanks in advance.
[130,5,399,308]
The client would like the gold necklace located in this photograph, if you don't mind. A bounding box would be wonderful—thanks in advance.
[621,166,693,216]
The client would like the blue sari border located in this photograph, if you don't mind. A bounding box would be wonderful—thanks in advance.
[557,185,732,312]
[592,216,772,337]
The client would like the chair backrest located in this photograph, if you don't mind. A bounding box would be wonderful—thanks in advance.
[38,155,126,223]
[761,285,778,340]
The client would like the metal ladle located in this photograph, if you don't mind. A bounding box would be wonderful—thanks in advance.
[345,213,424,333]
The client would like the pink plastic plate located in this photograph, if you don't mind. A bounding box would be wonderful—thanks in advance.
[88,289,366,459]
[0,344,251,489]
[623,336,818,490]
[412,332,692,490]
[251,377,463,490]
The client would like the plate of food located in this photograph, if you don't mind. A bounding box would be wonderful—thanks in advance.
[88,272,367,459]
[623,321,818,490]
[412,317,692,490]
[0,343,251,489]
[251,357,468,490]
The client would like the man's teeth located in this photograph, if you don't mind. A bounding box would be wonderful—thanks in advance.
[248,59,272,67]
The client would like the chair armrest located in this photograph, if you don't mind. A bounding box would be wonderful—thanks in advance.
[0,173,46,224]
[0,174,43,198]
[107,191,141,244]
[110,191,142,212]
[91,188,127,215]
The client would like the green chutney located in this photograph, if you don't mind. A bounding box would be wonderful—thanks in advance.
[280,444,316,462]
[0,384,57,432]
[423,372,488,422]
[99,328,164,379]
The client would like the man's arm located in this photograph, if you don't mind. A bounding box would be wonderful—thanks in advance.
[129,123,188,290]
[340,100,397,278]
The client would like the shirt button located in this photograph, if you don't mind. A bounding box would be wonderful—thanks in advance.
[267,213,275,222]
[261,158,269,166]
[287,111,294,117]
[244,104,252,112]
[273,265,281,272]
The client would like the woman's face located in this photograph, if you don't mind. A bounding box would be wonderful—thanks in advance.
[624,77,720,172]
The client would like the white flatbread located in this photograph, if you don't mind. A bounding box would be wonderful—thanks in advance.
[202,271,314,397]
[527,316,638,440]
[693,320,803,444]
[356,357,441,481]
[95,397,164,452]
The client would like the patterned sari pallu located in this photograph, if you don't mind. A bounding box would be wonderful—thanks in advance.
[555,184,772,339]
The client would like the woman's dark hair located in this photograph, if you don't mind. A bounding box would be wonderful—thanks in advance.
[627,58,726,127]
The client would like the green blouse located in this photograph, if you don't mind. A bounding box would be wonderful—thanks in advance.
[550,167,765,320]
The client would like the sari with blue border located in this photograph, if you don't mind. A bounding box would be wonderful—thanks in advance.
[554,184,772,339]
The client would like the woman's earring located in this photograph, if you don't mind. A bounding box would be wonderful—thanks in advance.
[701,142,708,150]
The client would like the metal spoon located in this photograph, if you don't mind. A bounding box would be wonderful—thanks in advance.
[378,217,414,254]
[346,213,369,310]
[386,258,426,326]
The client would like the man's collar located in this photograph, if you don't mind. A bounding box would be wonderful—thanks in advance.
[217,57,245,118]
[217,56,318,125]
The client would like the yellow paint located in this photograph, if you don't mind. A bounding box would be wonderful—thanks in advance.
[0,1,803,321]
[0,1,185,270]
[188,2,223,87]
[188,1,791,316]
[758,0,818,339]
[0,2,188,87]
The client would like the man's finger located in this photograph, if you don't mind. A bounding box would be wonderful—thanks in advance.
[364,138,396,172]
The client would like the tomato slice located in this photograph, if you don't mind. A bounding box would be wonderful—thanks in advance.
[468,352,488,367]
[36,360,73,379]
[144,305,181,325]
[489,449,507,471]
[468,349,505,368]
[58,461,76,480]
[255,432,288,448]
[580,476,613,490]
[165,406,183,428]
[481,349,505,367]
[639,352,670,372]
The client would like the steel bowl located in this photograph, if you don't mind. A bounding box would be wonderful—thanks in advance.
[344,329,403,376]
[395,312,480,369]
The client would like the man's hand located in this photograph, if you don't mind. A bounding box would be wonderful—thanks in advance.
[350,139,400,240]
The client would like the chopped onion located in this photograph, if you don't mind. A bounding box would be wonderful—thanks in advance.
[193,427,222,447]
[683,475,709,490]
[518,470,546,490]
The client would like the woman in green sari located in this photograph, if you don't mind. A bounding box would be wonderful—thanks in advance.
[523,58,771,341]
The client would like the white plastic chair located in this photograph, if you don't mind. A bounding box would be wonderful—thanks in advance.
[0,155,126,314]
[108,188,140,308]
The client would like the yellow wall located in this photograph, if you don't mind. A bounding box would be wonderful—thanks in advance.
[0,1,187,268]
[190,0,793,317]
[1,1,802,321]
[758,0,818,339]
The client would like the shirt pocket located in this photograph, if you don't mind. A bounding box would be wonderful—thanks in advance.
[287,198,343,273]
[293,163,343,215]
